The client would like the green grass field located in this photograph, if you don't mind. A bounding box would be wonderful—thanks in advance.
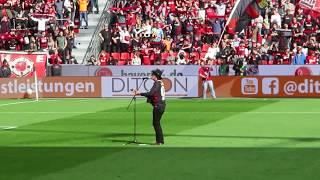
[1,98,320,180]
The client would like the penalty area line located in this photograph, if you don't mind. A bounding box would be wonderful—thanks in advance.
[0,100,39,107]
[0,126,18,130]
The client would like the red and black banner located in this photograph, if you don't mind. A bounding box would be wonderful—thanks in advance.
[227,0,268,34]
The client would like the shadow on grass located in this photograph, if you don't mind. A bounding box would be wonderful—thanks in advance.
[0,99,285,179]
[9,128,320,144]
[1,146,320,180]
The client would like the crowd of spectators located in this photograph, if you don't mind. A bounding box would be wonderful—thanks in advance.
[96,0,320,66]
[0,0,99,66]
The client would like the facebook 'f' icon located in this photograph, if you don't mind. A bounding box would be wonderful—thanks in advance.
[262,78,279,95]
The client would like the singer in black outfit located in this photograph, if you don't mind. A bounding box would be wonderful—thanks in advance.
[134,69,166,145]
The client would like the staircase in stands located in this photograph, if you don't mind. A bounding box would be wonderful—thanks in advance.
[73,0,109,64]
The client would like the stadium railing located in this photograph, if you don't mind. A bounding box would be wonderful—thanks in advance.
[82,0,115,64]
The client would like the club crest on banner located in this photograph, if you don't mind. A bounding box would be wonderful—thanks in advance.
[9,57,34,77]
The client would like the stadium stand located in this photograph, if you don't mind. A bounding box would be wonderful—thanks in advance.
[94,0,320,66]
[1,0,319,66]
[0,0,107,64]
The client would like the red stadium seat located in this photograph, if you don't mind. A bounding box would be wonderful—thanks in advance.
[184,52,190,59]
[150,54,155,65]
[161,59,167,65]
[118,60,127,65]
[283,59,291,65]
[143,56,151,65]
[172,52,178,57]
[120,53,130,60]
[190,52,200,60]
[268,60,274,65]
[261,60,268,65]
[161,53,169,61]
[111,53,121,60]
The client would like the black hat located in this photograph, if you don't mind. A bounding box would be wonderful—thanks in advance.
[151,69,163,80]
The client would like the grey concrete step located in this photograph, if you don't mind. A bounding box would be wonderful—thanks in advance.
[73,0,110,63]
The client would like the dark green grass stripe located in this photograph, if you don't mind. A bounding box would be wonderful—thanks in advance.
[1,147,320,180]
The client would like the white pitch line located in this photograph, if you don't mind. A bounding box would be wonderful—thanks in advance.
[0,111,318,114]
[0,126,18,130]
[0,111,95,114]
[0,100,38,107]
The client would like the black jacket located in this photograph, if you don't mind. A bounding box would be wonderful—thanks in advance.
[141,80,165,106]
[0,66,11,78]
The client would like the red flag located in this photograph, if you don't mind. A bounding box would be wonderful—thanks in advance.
[227,0,268,34]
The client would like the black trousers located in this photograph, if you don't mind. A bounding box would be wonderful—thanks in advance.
[153,104,166,144]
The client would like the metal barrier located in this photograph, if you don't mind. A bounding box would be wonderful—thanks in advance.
[82,0,115,64]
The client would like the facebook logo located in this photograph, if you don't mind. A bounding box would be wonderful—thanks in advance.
[262,78,279,95]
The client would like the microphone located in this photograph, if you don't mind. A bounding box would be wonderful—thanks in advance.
[142,77,150,80]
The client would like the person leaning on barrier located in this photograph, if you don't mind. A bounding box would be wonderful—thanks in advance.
[233,58,244,76]
[87,55,99,65]
[0,60,11,78]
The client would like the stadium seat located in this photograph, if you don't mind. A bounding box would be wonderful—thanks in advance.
[172,52,178,58]
[161,53,169,61]
[161,59,167,65]
[261,60,268,65]
[190,52,200,60]
[120,53,130,60]
[118,60,127,65]
[184,52,190,59]
[283,59,291,65]
[143,56,151,65]
[150,54,158,65]
[111,53,121,60]
[268,60,274,65]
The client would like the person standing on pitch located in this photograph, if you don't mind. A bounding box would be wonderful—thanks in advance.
[199,61,216,99]
[134,69,166,145]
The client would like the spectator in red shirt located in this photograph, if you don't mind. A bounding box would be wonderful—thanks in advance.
[199,61,216,99]
[306,51,318,65]
[99,50,109,66]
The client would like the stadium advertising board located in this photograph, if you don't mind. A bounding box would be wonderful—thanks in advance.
[0,77,101,98]
[61,65,217,76]
[102,76,199,97]
[62,65,199,77]
[258,65,320,76]
[0,51,47,77]
[209,76,320,98]
[60,64,320,77]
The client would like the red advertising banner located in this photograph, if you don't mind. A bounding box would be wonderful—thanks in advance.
[207,76,320,98]
[299,0,320,13]
[0,51,47,77]
[0,77,101,99]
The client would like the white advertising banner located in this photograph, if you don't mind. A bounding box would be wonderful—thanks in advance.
[61,65,220,77]
[258,65,320,76]
[60,64,320,77]
[102,76,199,97]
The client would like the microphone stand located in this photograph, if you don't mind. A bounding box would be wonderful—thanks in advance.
[125,78,147,145]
